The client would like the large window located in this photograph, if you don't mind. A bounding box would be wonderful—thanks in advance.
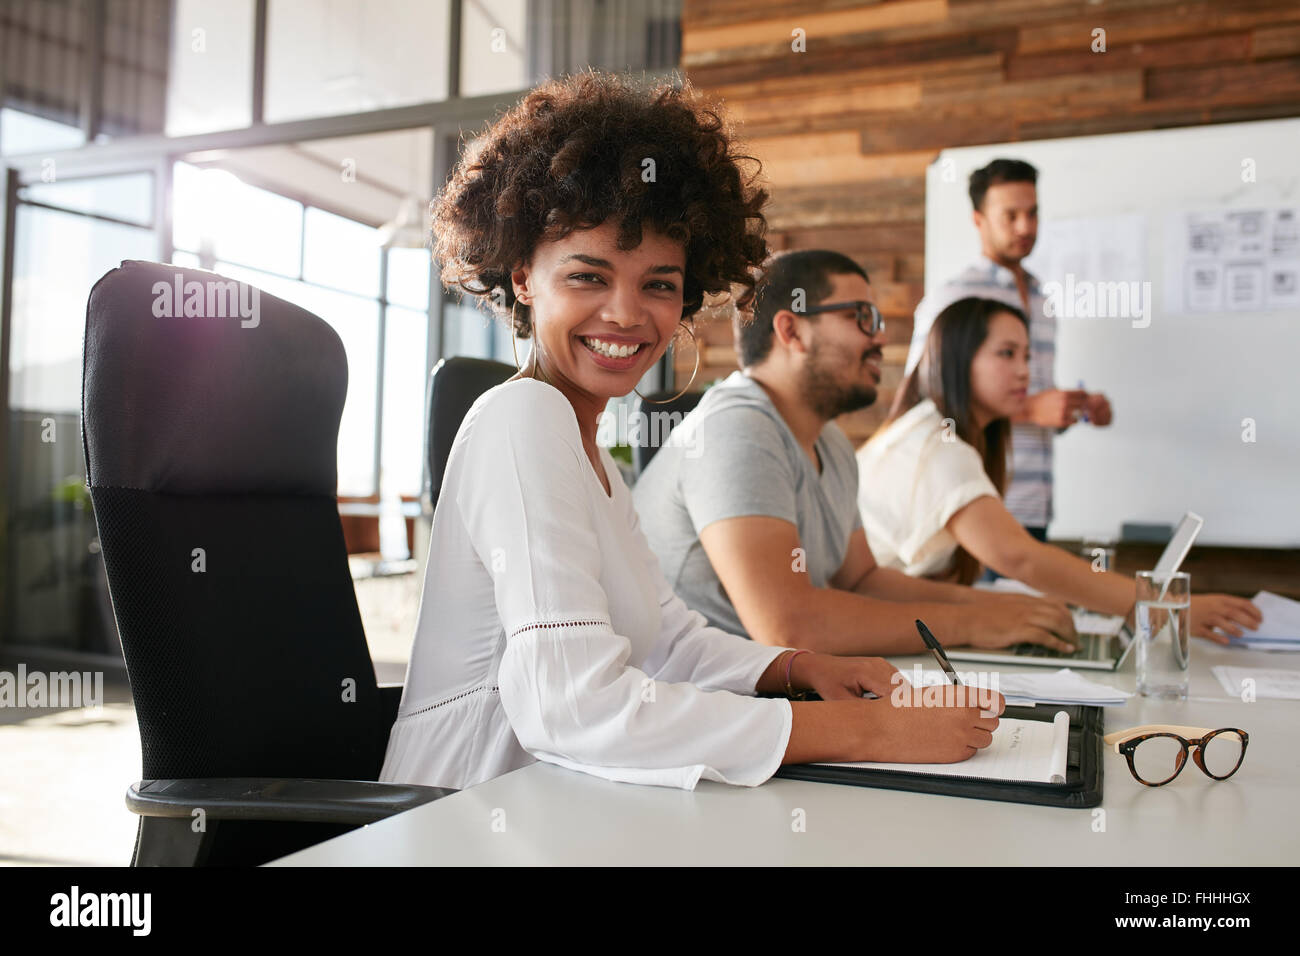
[6,172,157,656]
[0,108,85,156]
[265,0,452,122]
[165,0,256,135]
[170,162,430,499]
[5,1,683,147]
[459,0,527,97]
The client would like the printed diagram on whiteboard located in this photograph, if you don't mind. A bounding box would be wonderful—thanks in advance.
[1164,207,1300,313]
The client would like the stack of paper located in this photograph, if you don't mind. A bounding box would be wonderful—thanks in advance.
[997,669,1132,706]
[1229,591,1300,651]
[1212,665,1300,700]
[1071,611,1125,636]
[899,666,1131,707]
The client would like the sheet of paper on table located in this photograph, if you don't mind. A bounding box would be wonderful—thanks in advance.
[898,666,1131,707]
[1212,665,1300,700]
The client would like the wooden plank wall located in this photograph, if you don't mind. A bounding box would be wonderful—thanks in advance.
[678,0,1300,445]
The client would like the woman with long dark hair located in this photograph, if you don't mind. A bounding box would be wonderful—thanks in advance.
[379,72,1005,792]
[857,296,1260,642]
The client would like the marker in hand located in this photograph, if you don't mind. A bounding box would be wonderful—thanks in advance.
[1078,379,1089,423]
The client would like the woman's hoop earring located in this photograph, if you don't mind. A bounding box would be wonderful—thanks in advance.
[510,299,528,373]
[635,323,699,404]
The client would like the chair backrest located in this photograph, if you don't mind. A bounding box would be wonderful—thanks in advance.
[631,389,705,478]
[82,260,387,782]
[425,356,515,512]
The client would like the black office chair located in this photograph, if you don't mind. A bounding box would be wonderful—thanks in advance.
[82,260,452,866]
[631,389,705,478]
[424,356,515,513]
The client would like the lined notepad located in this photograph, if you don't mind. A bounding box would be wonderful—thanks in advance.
[812,710,1071,784]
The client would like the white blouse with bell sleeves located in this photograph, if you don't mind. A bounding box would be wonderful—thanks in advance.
[379,377,793,791]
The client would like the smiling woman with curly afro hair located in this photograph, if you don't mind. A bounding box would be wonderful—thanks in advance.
[432,68,770,341]
[381,69,920,798]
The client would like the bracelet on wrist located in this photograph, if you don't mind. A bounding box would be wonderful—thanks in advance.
[784,649,811,700]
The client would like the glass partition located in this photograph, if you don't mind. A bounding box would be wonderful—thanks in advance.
[5,175,157,657]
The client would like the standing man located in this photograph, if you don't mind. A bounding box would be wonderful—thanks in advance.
[905,159,1112,542]
[631,249,1076,656]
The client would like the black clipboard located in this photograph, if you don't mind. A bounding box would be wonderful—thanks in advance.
[774,704,1104,808]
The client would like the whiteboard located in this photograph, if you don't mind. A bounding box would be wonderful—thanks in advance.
[924,118,1300,547]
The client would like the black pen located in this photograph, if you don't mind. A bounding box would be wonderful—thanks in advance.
[915,619,963,686]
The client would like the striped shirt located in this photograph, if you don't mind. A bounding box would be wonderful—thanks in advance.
[904,257,1057,528]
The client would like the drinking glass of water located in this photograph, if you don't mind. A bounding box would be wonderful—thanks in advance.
[1135,571,1191,699]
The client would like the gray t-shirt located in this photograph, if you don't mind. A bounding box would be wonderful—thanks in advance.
[632,370,862,638]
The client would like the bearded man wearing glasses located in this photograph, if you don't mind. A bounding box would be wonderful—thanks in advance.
[632,249,1080,657]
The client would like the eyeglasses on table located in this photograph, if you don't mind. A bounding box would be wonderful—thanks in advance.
[1104,724,1248,787]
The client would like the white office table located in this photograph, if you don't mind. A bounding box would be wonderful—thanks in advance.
[272,642,1298,865]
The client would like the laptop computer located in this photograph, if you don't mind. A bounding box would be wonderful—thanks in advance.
[947,511,1204,671]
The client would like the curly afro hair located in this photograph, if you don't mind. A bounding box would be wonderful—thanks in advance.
[431,68,771,339]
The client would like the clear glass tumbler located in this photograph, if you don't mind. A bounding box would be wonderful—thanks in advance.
[1135,571,1191,699]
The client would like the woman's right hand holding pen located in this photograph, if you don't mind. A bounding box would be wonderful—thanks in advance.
[858,681,1005,763]
[778,652,1005,766]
